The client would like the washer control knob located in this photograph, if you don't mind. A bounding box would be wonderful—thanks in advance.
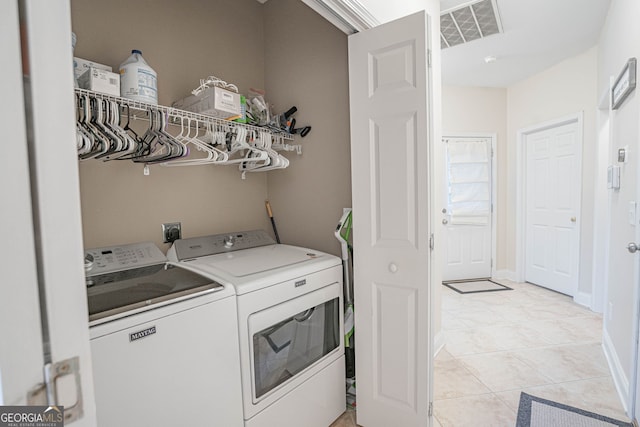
[224,235,237,248]
[389,263,398,273]
[84,253,94,272]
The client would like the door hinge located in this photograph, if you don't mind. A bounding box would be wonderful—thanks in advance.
[428,401,433,416]
[427,49,432,68]
[429,233,434,251]
[27,356,84,424]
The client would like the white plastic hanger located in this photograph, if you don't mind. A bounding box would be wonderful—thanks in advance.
[162,117,229,166]
[223,127,269,166]
[239,131,289,173]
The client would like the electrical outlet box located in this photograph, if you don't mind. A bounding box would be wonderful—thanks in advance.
[162,222,182,243]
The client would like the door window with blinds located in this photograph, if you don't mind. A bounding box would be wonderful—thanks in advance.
[446,138,491,225]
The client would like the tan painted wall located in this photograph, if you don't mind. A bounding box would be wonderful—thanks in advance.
[71,0,272,251]
[506,47,598,296]
[263,0,352,256]
[442,86,508,270]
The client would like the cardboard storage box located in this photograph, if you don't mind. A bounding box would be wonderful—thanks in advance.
[173,86,241,120]
[73,57,112,80]
[78,67,120,96]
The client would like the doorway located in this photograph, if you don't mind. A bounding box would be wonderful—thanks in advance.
[442,135,496,282]
[516,113,583,296]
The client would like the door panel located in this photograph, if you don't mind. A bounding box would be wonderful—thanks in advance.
[442,137,493,281]
[372,113,418,246]
[525,120,581,295]
[374,284,417,407]
[16,1,97,423]
[0,0,45,405]
[349,11,431,427]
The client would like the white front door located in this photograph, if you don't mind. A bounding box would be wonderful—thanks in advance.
[442,136,493,282]
[524,118,582,296]
[0,2,97,423]
[349,11,432,427]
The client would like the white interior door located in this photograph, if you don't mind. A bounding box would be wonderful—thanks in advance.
[442,136,493,282]
[0,0,45,406]
[524,119,581,296]
[0,1,97,423]
[349,11,432,427]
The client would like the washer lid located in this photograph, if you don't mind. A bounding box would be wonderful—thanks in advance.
[87,263,224,322]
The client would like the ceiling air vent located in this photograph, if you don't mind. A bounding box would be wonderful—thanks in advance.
[441,0,503,49]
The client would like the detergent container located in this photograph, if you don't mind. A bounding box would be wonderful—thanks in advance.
[119,49,158,104]
[72,32,78,87]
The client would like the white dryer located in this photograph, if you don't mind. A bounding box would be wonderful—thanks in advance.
[168,230,346,427]
[85,242,244,427]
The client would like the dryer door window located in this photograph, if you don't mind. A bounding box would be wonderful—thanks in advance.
[252,297,339,399]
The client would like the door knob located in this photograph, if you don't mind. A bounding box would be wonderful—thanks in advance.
[442,219,448,225]
[628,243,639,253]
[389,263,398,273]
[570,217,576,222]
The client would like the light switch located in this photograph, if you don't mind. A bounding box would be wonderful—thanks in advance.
[618,147,628,163]
[629,201,637,225]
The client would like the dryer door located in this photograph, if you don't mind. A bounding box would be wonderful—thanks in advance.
[248,286,341,402]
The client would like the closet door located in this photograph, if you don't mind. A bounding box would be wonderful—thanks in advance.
[0,1,98,424]
[0,0,45,407]
[349,11,432,427]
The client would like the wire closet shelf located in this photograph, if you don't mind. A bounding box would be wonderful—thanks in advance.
[74,88,294,141]
[74,88,301,176]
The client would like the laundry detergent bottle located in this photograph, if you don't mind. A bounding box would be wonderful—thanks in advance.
[119,49,158,104]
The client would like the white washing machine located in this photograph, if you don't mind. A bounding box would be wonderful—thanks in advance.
[167,230,346,427]
[85,242,244,427]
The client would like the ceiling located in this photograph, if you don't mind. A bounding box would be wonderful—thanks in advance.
[440,0,611,87]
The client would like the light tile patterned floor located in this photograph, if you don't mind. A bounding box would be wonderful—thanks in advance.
[330,279,630,427]
[434,279,630,427]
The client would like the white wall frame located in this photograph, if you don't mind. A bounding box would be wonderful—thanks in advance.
[442,132,498,279]
[299,0,380,34]
[515,112,585,301]
[592,84,613,314]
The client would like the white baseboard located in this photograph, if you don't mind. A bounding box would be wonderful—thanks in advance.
[602,327,630,415]
[494,270,517,282]
[434,331,446,357]
[573,291,592,308]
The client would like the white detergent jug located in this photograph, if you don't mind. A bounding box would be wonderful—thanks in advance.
[119,49,157,104]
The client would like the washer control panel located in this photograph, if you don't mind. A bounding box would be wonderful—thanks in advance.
[168,230,276,261]
[85,242,167,276]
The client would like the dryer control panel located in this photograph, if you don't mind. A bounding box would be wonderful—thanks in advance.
[168,230,276,261]
[85,242,167,276]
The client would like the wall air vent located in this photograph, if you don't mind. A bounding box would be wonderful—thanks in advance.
[441,0,503,49]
